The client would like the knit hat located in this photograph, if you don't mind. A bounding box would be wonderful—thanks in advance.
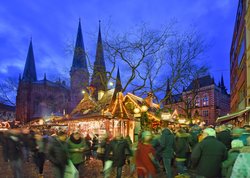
[231,139,244,148]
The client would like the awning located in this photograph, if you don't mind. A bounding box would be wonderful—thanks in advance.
[216,107,250,123]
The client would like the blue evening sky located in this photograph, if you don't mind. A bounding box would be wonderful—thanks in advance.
[0,0,238,91]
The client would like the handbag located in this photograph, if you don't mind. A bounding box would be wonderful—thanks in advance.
[64,160,79,178]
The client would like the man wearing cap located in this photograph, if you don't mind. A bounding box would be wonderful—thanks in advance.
[191,128,227,178]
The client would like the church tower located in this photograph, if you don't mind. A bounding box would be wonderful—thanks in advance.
[90,21,108,100]
[16,39,37,123]
[70,19,89,110]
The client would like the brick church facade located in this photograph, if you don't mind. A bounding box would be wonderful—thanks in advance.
[164,75,230,125]
[16,21,107,124]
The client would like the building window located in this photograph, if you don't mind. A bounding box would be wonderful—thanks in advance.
[238,38,245,66]
[203,95,209,106]
[195,97,200,107]
[203,110,209,117]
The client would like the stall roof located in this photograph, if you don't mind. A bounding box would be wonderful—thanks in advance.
[216,107,250,123]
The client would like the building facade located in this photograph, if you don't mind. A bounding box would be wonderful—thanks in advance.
[16,20,107,123]
[216,0,250,125]
[230,0,250,112]
[165,75,230,125]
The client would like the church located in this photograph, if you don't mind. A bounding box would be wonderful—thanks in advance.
[16,20,108,124]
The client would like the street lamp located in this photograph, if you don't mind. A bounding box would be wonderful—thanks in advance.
[141,105,148,112]
[109,81,114,87]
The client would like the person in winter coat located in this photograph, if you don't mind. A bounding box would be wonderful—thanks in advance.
[105,133,132,178]
[238,125,250,146]
[67,131,87,176]
[85,133,92,160]
[174,128,192,175]
[159,124,174,178]
[92,134,99,159]
[217,125,232,150]
[48,131,68,178]
[191,128,227,178]
[136,131,160,178]
[6,129,24,178]
[30,132,46,178]
[230,136,250,178]
[221,139,244,178]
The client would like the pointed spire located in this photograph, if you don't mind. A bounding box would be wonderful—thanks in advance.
[112,68,123,102]
[44,73,46,80]
[165,78,172,104]
[218,81,221,87]
[221,74,225,88]
[114,67,122,92]
[71,19,88,71]
[211,77,215,84]
[22,39,37,82]
[220,74,227,94]
[95,20,105,66]
[90,20,108,100]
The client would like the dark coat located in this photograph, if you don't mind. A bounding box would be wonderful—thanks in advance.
[106,138,132,167]
[6,134,23,161]
[48,137,68,169]
[159,128,174,158]
[217,130,232,150]
[174,133,192,159]
[191,136,228,178]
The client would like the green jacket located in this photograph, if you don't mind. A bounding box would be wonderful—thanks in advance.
[67,136,87,165]
[221,148,241,178]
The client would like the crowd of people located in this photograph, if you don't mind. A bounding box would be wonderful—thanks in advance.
[0,123,249,178]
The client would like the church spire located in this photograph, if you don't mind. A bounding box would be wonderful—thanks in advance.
[22,39,37,82]
[220,74,227,94]
[112,67,123,102]
[221,74,225,88]
[114,68,122,91]
[165,78,172,105]
[90,20,108,100]
[95,20,105,66]
[71,19,88,71]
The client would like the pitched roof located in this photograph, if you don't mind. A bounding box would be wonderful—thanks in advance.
[0,103,16,111]
[33,79,69,90]
[186,75,214,91]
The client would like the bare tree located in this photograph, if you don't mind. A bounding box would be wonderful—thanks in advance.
[0,78,18,106]
[104,23,175,93]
